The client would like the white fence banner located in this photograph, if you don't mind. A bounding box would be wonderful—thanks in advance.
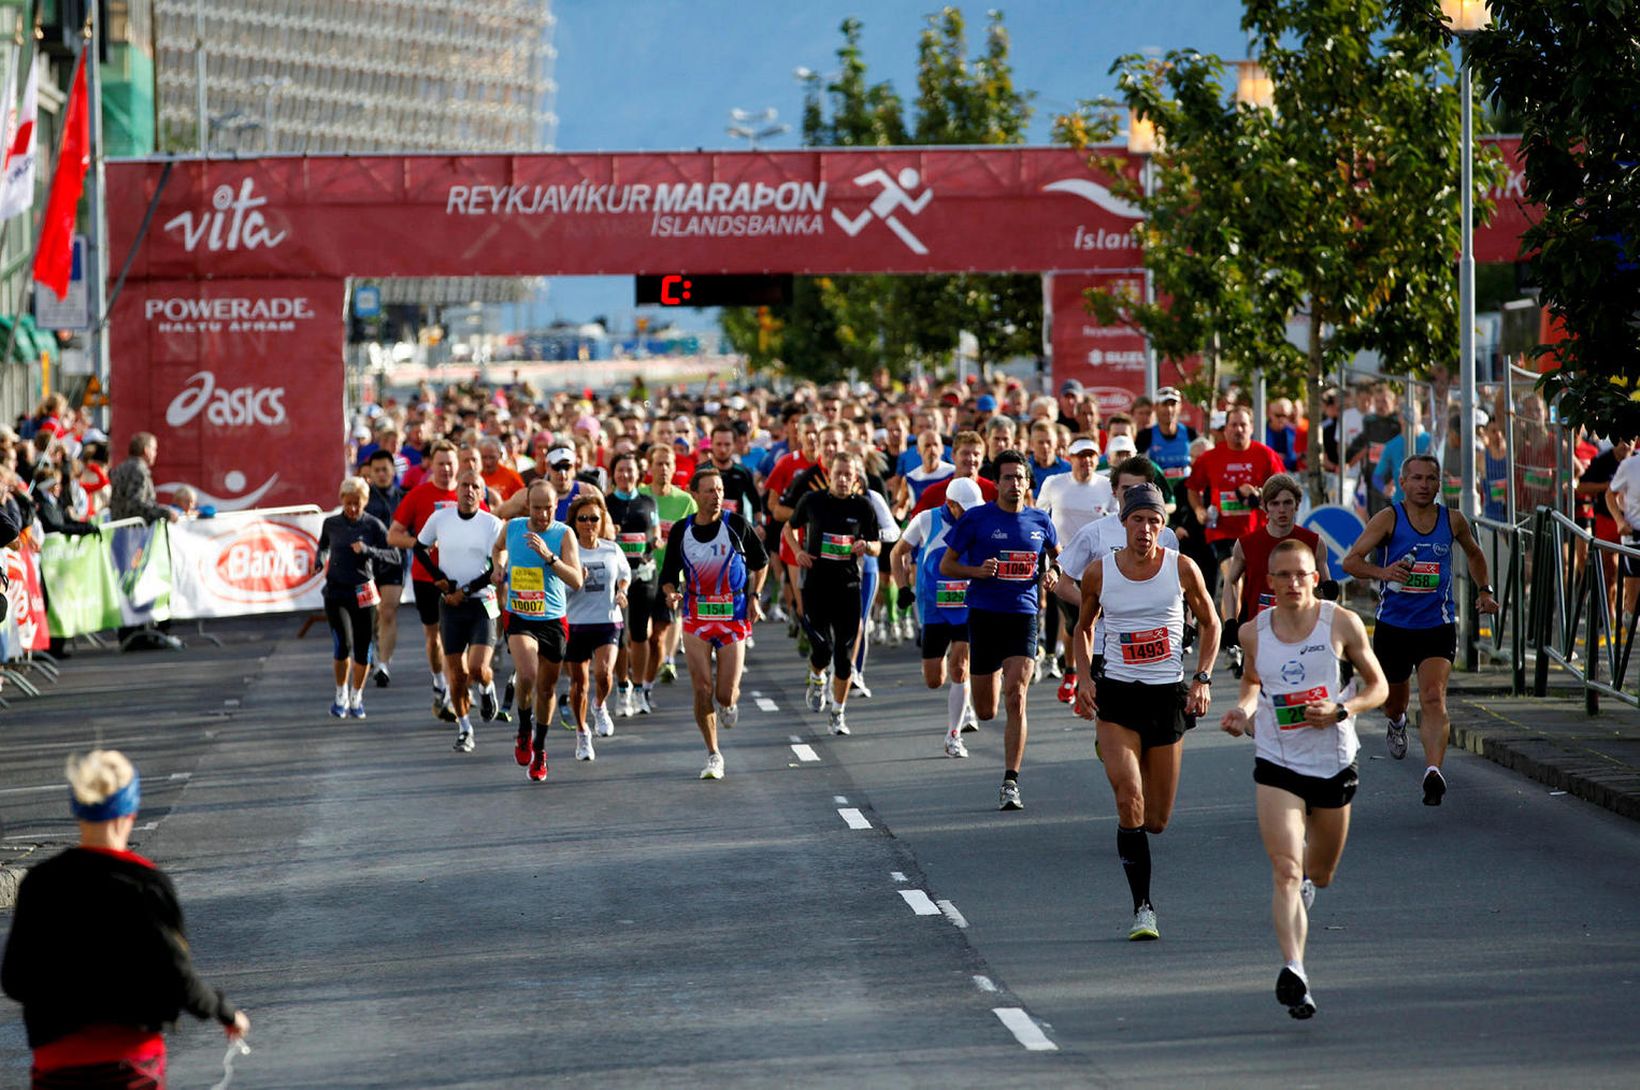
[168,508,327,620]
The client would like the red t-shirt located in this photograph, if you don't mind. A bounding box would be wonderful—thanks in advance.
[909,474,999,517]
[1237,525,1321,619]
[393,483,487,582]
[764,451,812,511]
[1186,441,1285,543]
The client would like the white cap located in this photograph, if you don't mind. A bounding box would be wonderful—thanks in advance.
[704,400,722,414]
[728,395,748,410]
[1209,410,1228,430]
[946,477,985,511]
[546,445,576,466]
[1067,437,1099,456]
[1474,409,1490,426]
[1106,435,1138,460]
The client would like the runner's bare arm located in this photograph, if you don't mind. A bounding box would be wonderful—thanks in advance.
[1448,509,1499,613]
[490,535,508,586]
[556,532,585,591]
[1220,539,1247,621]
[1334,607,1389,717]
[1179,555,1221,662]
[1221,622,1260,736]
[1340,507,1398,582]
[1071,563,1104,721]
[889,536,915,587]
[939,547,997,580]
[387,519,416,550]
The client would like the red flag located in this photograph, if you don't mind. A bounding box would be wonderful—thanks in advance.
[33,53,88,301]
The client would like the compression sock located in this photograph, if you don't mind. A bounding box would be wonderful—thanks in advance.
[518,707,534,737]
[1003,769,1019,784]
[947,681,968,735]
[1117,826,1152,913]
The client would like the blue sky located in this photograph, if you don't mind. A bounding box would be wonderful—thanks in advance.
[535,0,1249,332]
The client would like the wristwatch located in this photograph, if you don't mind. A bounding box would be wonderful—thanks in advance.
[1334,705,1350,723]
[1193,671,1213,685]
[1477,584,1495,596]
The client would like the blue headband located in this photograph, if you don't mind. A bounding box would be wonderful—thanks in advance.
[69,771,141,823]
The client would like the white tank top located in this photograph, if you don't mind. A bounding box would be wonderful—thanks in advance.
[1252,601,1359,777]
[1099,548,1185,684]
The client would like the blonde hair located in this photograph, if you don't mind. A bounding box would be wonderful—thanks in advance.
[340,475,370,500]
[66,749,135,806]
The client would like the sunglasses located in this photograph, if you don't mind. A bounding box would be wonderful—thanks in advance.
[574,514,601,523]
[550,462,574,471]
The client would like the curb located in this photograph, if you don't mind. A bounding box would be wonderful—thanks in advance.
[0,863,22,911]
[1449,698,1640,822]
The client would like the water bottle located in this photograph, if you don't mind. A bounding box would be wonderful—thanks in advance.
[1386,550,1415,593]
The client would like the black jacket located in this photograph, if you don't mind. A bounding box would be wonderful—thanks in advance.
[318,513,400,600]
[31,486,97,537]
[1,847,238,1048]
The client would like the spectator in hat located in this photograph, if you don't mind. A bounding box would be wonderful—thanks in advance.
[1057,380,1084,424]
[974,394,999,429]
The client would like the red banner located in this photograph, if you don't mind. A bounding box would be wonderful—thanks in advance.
[1477,137,1532,265]
[1048,272,1151,416]
[107,149,1145,280]
[109,278,345,511]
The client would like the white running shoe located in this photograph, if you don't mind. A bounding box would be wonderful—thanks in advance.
[829,708,850,736]
[770,603,789,623]
[617,683,634,718]
[960,703,979,733]
[1129,904,1160,941]
[1386,715,1409,759]
[595,705,615,737]
[900,616,916,643]
[453,729,475,753]
[944,733,968,758]
[805,672,828,713]
[718,702,739,729]
[700,751,725,780]
[575,730,596,761]
[850,674,873,699]
[1047,656,1064,679]
[638,688,653,715]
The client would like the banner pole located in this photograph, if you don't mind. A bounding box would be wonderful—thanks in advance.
[84,6,109,429]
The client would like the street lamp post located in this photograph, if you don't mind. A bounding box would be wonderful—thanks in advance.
[726,107,790,151]
[1442,0,1490,524]
[1127,109,1159,400]
[1234,62,1275,436]
[252,75,291,153]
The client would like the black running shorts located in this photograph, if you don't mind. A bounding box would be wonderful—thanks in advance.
[921,620,969,662]
[625,579,659,643]
[412,579,443,627]
[1254,757,1359,811]
[508,615,569,663]
[567,622,622,663]
[1371,620,1457,684]
[439,597,496,657]
[1094,677,1189,750]
[967,607,1038,676]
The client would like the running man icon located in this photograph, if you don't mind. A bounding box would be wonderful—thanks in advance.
[831,167,934,254]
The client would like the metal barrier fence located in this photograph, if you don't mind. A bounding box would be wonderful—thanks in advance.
[1465,506,1640,712]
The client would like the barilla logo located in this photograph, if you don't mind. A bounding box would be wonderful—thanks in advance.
[1088,386,1136,413]
[203,522,321,604]
[163,178,287,253]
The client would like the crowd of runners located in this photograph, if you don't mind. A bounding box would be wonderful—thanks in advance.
[318,371,1522,1020]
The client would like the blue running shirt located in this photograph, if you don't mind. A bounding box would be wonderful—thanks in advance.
[940,502,1057,614]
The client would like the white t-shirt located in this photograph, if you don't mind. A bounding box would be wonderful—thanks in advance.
[1611,453,1640,533]
[418,507,504,594]
[1060,512,1180,582]
[1036,471,1115,544]
[567,539,632,625]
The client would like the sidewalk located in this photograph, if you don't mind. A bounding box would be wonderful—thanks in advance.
[1439,667,1640,821]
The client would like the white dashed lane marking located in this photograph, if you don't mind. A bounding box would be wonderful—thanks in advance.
[898,889,941,915]
[838,808,872,830]
[937,900,968,928]
[790,744,820,762]
[755,697,779,712]
[993,1007,1058,1051]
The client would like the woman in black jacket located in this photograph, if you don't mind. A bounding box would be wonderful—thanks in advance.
[1,749,249,1089]
[319,476,401,719]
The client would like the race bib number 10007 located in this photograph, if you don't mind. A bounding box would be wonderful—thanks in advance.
[509,566,547,615]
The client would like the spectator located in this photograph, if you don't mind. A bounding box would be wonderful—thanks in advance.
[1266,397,1301,472]
[108,433,179,525]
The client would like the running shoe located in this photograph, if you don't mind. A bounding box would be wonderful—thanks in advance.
[960,704,979,733]
[453,729,475,753]
[637,688,653,715]
[1047,656,1064,679]
[595,705,615,737]
[771,603,789,623]
[1386,715,1409,760]
[1129,905,1160,941]
[1276,967,1315,1019]
[1422,767,1447,806]
[329,697,348,718]
[1056,675,1077,704]
[495,707,511,724]
[348,698,367,721]
[718,703,738,729]
[374,663,392,688]
[998,781,1023,811]
[434,694,457,723]
[901,616,916,643]
[479,686,498,722]
[850,675,873,699]
[796,632,811,657]
[514,730,533,767]
[528,747,548,782]
[944,733,969,759]
[659,661,678,683]
[618,682,635,718]
[700,751,725,780]
[1300,878,1316,913]
[829,708,850,736]
[575,731,596,762]
[805,672,828,713]
[1032,655,1044,684]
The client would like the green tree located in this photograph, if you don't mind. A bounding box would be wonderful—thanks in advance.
[1058,0,1504,500]
[722,7,1039,381]
[1462,0,1640,438]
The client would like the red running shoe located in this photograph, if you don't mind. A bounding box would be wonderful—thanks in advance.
[1056,675,1077,704]
[528,748,548,783]
[514,731,532,767]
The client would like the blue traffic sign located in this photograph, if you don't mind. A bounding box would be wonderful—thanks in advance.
[354,284,382,318]
[1302,504,1367,582]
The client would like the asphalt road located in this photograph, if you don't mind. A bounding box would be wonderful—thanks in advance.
[3,614,1639,1088]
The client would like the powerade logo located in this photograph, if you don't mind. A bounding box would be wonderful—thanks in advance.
[202,522,321,604]
[165,371,287,429]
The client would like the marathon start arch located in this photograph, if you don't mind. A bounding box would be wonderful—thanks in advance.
[105,142,1530,509]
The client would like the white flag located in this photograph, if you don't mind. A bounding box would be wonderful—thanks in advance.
[0,55,38,222]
